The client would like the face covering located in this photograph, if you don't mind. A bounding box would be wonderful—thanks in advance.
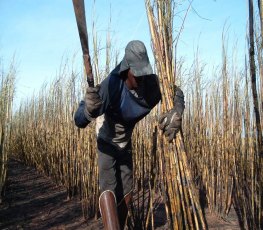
[134,76,145,98]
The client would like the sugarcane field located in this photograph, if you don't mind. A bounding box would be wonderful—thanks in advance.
[0,0,262,229]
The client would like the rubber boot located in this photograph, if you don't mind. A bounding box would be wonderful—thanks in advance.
[99,190,120,230]
[117,192,132,230]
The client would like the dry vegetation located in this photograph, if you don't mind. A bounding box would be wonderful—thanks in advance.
[1,0,263,229]
[0,59,16,203]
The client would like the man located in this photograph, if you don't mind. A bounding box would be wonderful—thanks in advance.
[74,40,185,230]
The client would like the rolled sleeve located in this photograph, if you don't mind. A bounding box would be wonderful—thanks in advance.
[74,100,91,128]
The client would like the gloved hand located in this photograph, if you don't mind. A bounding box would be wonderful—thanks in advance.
[159,86,185,142]
[159,109,182,142]
[84,85,102,118]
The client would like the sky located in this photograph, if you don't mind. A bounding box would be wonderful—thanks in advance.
[0,0,248,105]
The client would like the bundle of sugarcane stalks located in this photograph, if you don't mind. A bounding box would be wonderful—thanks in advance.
[145,0,206,229]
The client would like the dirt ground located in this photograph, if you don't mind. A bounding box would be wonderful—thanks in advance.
[0,159,241,230]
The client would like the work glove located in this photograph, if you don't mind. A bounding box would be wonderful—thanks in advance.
[159,109,182,142]
[84,85,102,118]
[159,86,185,142]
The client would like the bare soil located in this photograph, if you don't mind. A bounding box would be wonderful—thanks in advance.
[0,159,241,229]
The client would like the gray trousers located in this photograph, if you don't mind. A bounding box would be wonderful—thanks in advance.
[97,138,133,203]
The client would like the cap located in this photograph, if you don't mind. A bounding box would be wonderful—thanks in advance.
[119,40,153,77]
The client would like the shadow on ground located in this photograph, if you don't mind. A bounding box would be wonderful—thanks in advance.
[0,159,88,230]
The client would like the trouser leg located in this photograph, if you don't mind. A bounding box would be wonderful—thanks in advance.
[115,141,133,202]
[97,140,133,229]
[116,143,133,229]
[98,140,133,202]
[117,191,132,230]
[99,190,120,230]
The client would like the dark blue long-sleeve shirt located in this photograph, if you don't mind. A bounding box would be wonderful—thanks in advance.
[74,64,161,149]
